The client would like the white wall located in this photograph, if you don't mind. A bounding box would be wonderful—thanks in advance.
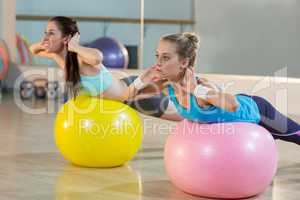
[15,0,193,67]
[195,0,300,78]
[0,0,16,61]
[0,1,2,34]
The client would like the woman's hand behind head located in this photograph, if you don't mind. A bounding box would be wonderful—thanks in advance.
[67,32,80,52]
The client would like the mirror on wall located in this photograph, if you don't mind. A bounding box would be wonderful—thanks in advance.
[142,0,195,68]
[142,0,300,78]
[15,0,300,78]
[194,1,300,78]
[15,0,142,70]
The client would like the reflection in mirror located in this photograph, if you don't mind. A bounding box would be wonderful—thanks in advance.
[16,0,142,69]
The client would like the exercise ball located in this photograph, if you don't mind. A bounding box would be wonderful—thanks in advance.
[54,95,143,167]
[0,39,9,80]
[164,120,278,199]
[87,37,129,69]
[16,34,33,65]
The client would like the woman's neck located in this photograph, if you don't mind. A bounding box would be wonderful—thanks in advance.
[54,49,68,69]
[169,70,185,84]
[59,48,67,59]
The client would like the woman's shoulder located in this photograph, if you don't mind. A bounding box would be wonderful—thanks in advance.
[196,76,224,92]
[195,76,208,84]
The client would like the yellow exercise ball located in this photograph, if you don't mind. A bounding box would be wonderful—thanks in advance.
[54,95,143,167]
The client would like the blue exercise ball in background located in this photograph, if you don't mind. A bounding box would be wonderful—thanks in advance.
[87,37,129,69]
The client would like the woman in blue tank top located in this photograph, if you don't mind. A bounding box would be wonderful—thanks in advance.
[29,16,182,121]
[137,32,300,145]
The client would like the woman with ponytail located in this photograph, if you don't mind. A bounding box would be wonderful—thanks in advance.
[29,16,182,120]
[138,32,300,145]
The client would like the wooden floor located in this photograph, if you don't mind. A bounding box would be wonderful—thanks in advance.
[0,93,299,200]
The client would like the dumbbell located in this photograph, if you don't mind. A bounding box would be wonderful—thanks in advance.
[20,80,34,99]
[33,78,47,99]
[46,81,60,99]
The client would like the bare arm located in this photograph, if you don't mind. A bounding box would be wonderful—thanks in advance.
[75,46,103,66]
[120,79,168,102]
[120,66,167,101]
[30,42,66,68]
[184,68,239,112]
[68,33,103,67]
[194,79,239,112]
[29,42,56,59]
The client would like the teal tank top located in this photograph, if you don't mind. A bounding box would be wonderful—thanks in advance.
[167,84,261,124]
[80,65,113,96]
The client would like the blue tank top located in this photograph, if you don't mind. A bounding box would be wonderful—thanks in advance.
[80,65,113,96]
[167,84,261,124]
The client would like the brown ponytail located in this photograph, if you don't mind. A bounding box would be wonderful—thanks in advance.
[49,16,80,97]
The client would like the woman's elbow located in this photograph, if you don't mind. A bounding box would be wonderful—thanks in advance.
[29,45,38,54]
[88,49,103,66]
[228,103,239,112]
[29,46,34,54]
[227,97,239,112]
[92,58,101,66]
[94,50,103,65]
[92,53,102,65]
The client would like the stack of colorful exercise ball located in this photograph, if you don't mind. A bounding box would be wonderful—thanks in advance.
[87,37,129,69]
[16,34,33,65]
[164,120,278,199]
[0,39,9,80]
[54,95,143,167]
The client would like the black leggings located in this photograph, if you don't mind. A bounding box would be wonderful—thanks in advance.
[239,94,300,145]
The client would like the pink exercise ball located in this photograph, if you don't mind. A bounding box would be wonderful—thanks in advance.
[164,120,278,199]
